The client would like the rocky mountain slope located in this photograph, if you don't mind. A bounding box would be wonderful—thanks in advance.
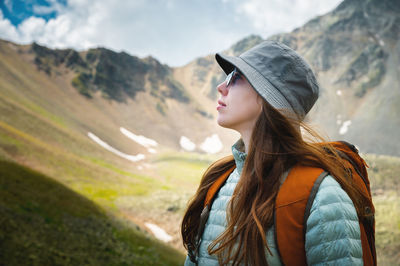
[0,39,237,159]
[271,0,400,156]
[0,38,225,254]
[175,0,400,156]
[0,0,399,263]
[2,0,397,157]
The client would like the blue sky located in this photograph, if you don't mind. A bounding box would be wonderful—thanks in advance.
[0,0,343,66]
[0,0,67,25]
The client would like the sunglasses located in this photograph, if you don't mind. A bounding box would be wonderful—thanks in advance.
[225,68,241,87]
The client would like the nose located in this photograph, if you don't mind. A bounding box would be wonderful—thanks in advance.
[217,81,228,96]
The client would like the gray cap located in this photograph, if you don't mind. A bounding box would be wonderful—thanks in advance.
[215,40,319,120]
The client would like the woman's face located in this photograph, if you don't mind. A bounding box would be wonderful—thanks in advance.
[216,69,262,133]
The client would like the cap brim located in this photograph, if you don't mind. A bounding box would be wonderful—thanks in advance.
[215,53,299,118]
[215,53,235,75]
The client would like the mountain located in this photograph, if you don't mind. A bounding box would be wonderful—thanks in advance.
[3,0,396,157]
[31,42,190,103]
[270,0,400,156]
[0,0,399,263]
[0,37,230,254]
[174,0,400,156]
[0,39,237,156]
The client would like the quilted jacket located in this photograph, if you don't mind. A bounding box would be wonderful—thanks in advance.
[184,140,363,265]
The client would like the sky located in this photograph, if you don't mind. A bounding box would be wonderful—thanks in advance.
[0,0,343,67]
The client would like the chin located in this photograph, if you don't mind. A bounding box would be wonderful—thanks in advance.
[217,118,226,127]
[217,118,233,129]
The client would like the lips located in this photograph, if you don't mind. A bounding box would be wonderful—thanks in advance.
[217,100,226,110]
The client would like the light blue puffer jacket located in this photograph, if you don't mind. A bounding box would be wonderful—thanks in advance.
[184,140,363,265]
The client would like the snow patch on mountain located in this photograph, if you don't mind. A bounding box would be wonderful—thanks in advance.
[200,134,223,154]
[339,120,352,135]
[145,223,173,242]
[120,127,158,148]
[336,114,342,125]
[88,132,145,162]
[180,136,196,151]
[147,148,157,154]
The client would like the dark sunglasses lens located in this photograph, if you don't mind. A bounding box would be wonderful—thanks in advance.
[225,71,234,86]
[226,68,239,86]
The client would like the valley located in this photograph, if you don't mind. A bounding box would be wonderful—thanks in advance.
[1,0,399,264]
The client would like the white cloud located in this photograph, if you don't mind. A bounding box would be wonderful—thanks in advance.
[0,3,89,48]
[0,10,19,40]
[18,17,47,42]
[236,0,342,36]
[33,0,65,15]
[0,0,343,66]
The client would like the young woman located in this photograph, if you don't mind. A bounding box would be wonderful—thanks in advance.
[182,41,369,265]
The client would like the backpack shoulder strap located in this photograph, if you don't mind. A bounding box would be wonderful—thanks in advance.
[189,165,236,263]
[198,165,236,239]
[330,141,376,265]
[275,141,376,266]
[274,165,326,266]
[204,165,236,208]
[327,141,371,195]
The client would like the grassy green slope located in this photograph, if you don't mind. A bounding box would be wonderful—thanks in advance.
[0,41,144,162]
[0,117,160,208]
[0,39,398,265]
[364,154,400,265]
[0,159,185,265]
[0,40,211,255]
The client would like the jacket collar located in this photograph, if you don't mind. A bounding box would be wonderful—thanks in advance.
[232,139,247,175]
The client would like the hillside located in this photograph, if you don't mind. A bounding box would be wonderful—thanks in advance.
[270,0,400,156]
[0,159,185,265]
[0,0,399,264]
[363,153,400,265]
[0,34,231,257]
[174,0,400,156]
[0,39,236,158]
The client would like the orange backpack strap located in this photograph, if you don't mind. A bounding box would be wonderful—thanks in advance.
[204,165,236,208]
[332,141,376,265]
[275,141,376,266]
[274,165,327,266]
[190,165,236,263]
[321,141,376,265]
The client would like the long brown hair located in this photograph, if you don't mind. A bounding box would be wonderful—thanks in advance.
[181,100,370,265]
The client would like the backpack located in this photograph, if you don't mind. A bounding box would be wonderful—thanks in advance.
[190,141,376,265]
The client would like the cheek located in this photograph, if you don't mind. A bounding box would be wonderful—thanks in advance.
[232,92,262,119]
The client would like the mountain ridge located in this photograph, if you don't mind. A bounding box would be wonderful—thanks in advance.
[1,0,399,156]
[0,38,234,157]
[1,0,399,263]
[174,0,399,156]
[31,42,191,103]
